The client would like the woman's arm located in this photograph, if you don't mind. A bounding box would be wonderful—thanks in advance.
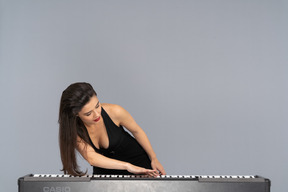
[76,137,159,176]
[109,104,166,175]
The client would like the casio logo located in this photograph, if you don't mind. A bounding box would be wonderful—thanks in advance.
[43,186,71,192]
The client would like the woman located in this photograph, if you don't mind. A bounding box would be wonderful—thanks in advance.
[59,82,165,176]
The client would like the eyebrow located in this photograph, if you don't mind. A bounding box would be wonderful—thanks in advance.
[84,101,100,115]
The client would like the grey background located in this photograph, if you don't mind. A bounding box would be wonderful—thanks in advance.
[0,0,287,191]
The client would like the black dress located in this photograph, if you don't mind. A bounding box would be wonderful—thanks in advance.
[88,107,152,175]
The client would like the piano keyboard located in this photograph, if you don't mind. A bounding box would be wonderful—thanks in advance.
[28,174,257,180]
[18,174,270,192]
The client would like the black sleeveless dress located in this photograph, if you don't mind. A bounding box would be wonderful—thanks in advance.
[88,107,152,175]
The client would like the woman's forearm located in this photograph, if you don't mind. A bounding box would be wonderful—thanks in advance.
[86,150,158,176]
[132,129,157,161]
[132,129,166,175]
[89,153,130,170]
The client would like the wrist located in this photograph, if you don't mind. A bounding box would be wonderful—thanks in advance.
[124,162,131,171]
[150,156,158,162]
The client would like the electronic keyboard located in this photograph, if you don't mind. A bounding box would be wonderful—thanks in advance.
[18,174,270,192]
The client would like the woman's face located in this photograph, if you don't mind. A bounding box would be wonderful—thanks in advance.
[77,95,102,126]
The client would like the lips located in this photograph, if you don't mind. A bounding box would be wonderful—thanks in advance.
[93,116,101,122]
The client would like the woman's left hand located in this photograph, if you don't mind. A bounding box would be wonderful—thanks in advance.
[151,158,166,175]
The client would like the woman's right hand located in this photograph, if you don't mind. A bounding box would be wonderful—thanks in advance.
[125,163,159,177]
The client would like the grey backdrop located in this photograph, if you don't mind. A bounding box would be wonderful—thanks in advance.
[0,0,287,191]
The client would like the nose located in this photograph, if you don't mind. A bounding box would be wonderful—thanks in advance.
[93,109,100,117]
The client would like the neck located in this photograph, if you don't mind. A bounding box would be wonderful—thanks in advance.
[84,119,104,135]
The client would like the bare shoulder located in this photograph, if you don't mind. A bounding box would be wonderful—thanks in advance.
[102,104,139,130]
[102,103,124,114]
[101,103,126,124]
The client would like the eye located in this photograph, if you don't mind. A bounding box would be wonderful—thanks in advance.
[85,112,91,116]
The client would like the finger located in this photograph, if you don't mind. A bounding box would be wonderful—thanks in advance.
[151,167,162,176]
[155,164,165,175]
[159,168,166,175]
[146,170,158,177]
[151,170,159,177]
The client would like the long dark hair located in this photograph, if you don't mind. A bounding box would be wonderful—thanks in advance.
[58,82,96,176]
